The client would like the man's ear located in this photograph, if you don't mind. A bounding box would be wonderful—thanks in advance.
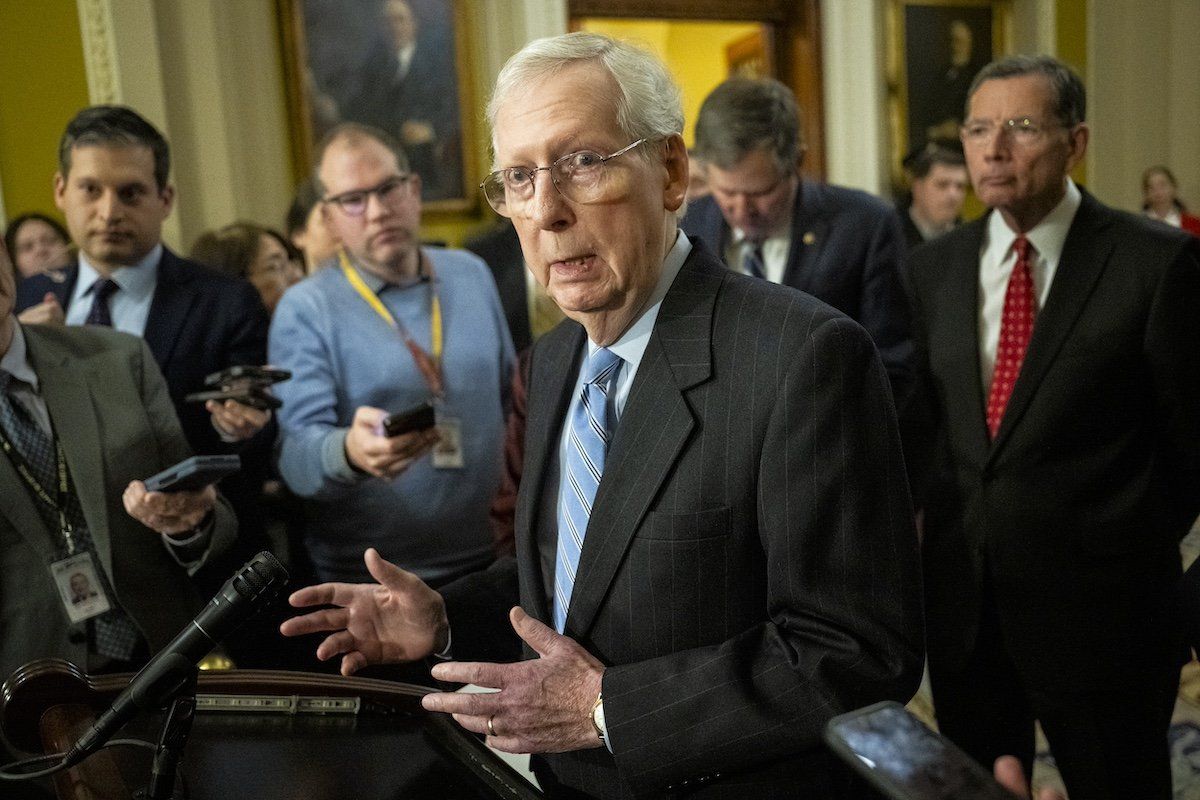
[1065,123,1089,173]
[662,135,688,213]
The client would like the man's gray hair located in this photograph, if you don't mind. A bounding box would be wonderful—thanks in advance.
[966,55,1086,127]
[692,78,803,172]
[486,32,683,163]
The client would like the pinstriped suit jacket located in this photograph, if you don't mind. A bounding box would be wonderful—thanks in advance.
[443,244,923,798]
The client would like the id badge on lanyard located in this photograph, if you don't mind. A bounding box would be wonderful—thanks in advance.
[340,250,465,469]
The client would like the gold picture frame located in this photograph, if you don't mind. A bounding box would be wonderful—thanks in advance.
[278,0,477,212]
[886,0,1012,187]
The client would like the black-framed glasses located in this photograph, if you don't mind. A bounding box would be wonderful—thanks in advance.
[324,174,415,217]
[960,117,1068,146]
[480,138,649,218]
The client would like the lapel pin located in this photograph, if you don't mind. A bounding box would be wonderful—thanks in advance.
[802,232,816,245]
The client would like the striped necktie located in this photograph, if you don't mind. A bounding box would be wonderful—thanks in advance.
[554,347,622,633]
[741,240,766,280]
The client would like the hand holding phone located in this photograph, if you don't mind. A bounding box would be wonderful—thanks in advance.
[345,406,439,479]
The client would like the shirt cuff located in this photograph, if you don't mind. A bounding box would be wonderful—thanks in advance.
[162,512,215,567]
[321,427,366,483]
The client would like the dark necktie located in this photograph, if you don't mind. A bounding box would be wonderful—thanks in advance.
[0,369,141,660]
[85,278,120,327]
[741,241,766,280]
[985,236,1037,439]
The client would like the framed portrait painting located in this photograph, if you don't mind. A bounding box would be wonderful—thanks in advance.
[887,0,1011,185]
[280,0,475,211]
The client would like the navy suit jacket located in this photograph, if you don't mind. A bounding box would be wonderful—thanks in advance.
[464,220,531,352]
[682,179,913,400]
[442,244,923,798]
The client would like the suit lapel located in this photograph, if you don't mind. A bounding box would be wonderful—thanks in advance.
[144,249,197,368]
[565,252,718,639]
[519,323,585,623]
[938,219,991,465]
[781,179,830,290]
[988,193,1113,458]
[26,329,114,573]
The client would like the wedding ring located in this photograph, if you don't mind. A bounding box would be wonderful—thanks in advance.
[487,715,498,737]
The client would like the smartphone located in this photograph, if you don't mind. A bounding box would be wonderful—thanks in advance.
[824,702,1016,800]
[381,402,437,437]
[203,366,292,388]
[184,387,283,410]
[143,455,242,493]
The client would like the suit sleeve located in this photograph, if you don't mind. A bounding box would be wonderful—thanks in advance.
[1145,235,1200,530]
[135,339,237,573]
[859,206,915,404]
[603,313,924,794]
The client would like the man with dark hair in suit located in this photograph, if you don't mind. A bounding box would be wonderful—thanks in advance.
[282,32,922,799]
[681,77,913,400]
[900,142,969,250]
[15,105,274,660]
[905,55,1200,799]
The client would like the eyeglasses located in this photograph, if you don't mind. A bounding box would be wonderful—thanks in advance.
[480,138,649,218]
[960,117,1068,146]
[324,174,415,217]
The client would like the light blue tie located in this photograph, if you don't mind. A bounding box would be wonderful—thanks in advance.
[554,347,622,633]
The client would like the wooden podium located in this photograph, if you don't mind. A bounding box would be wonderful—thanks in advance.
[1,659,543,799]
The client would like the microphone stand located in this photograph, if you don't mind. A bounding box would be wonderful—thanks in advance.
[134,666,197,800]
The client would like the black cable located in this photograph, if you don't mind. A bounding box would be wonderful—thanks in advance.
[0,737,156,781]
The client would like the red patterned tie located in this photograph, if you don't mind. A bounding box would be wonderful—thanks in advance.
[985,235,1036,440]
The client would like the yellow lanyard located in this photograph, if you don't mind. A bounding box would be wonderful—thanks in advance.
[339,248,444,397]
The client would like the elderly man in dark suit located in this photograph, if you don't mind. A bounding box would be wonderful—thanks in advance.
[282,32,922,799]
[904,55,1200,800]
[681,77,912,401]
[0,235,236,689]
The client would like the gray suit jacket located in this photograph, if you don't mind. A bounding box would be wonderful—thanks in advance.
[0,324,236,684]
[444,244,923,799]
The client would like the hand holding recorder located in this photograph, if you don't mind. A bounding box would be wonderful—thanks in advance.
[186,365,291,440]
[123,455,240,537]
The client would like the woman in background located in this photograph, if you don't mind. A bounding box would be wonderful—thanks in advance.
[1142,165,1200,237]
[190,222,303,313]
[4,212,72,279]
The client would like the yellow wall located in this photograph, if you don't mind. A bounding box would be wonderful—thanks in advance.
[578,18,762,147]
[0,1,89,224]
[1057,0,1087,185]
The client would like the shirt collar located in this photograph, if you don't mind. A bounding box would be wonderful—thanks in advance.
[588,230,692,371]
[77,243,163,299]
[986,178,1082,262]
[0,321,39,392]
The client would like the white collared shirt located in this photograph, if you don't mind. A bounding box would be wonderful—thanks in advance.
[0,321,51,434]
[724,226,790,285]
[556,230,692,499]
[66,245,162,336]
[978,179,1082,392]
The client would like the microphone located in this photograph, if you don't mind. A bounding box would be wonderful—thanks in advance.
[62,551,288,768]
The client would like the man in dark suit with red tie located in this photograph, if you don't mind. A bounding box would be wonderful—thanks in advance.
[904,55,1200,799]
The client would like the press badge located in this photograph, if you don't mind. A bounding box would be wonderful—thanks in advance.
[433,416,465,469]
[51,552,111,623]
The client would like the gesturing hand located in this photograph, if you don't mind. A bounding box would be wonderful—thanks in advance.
[279,548,448,675]
[421,607,605,754]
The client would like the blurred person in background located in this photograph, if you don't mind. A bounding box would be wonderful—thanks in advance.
[191,222,304,314]
[285,177,339,271]
[901,142,969,249]
[5,212,72,280]
[1142,164,1200,237]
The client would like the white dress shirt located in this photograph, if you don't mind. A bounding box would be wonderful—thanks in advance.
[724,226,790,284]
[978,179,1082,393]
[66,245,162,335]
